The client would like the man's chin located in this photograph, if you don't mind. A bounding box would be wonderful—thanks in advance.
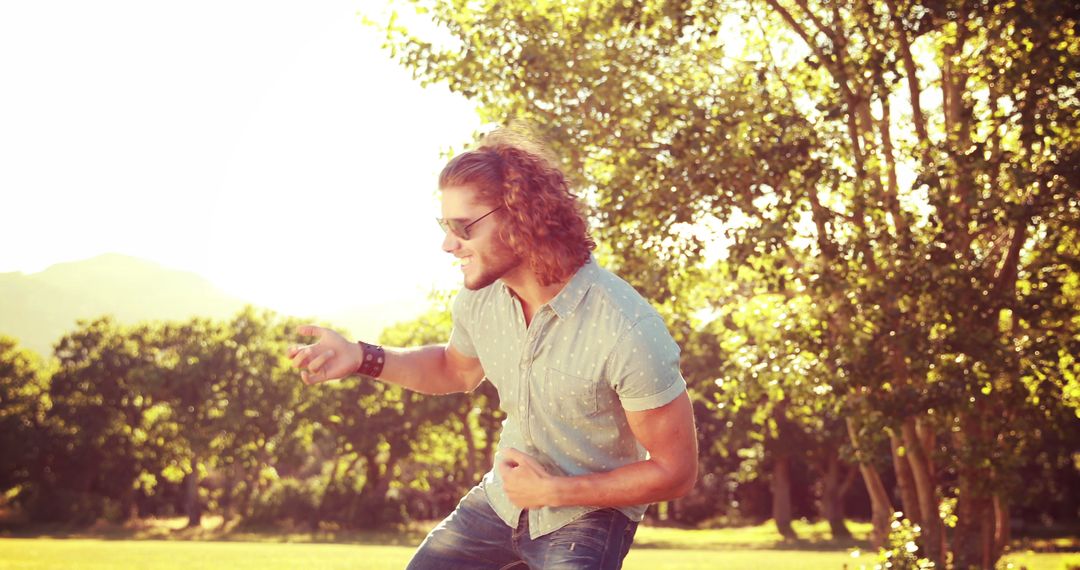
[462,255,522,291]
[463,273,498,291]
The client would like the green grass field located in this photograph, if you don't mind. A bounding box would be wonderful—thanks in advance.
[0,519,1075,569]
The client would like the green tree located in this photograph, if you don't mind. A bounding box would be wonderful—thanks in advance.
[379,2,1078,567]
[208,308,308,524]
[0,336,47,505]
[153,308,307,527]
[43,318,170,522]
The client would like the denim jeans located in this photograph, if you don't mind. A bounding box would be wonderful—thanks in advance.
[406,485,638,570]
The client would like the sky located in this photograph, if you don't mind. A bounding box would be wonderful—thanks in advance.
[0,0,480,316]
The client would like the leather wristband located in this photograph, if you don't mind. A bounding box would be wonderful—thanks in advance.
[356,341,385,378]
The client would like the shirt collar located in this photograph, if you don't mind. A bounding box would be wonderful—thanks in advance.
[547,257,597,320]
[497,257,598,319]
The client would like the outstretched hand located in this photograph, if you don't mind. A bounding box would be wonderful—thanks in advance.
[288,325,362,385]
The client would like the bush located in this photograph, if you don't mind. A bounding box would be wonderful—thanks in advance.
[875,512,935,570]
[244,477,319,527]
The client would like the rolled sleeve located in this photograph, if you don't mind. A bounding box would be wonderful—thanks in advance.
[448,290,478,358]
[607,316,687,412]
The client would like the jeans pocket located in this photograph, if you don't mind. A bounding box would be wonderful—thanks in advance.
[550,509,620,553]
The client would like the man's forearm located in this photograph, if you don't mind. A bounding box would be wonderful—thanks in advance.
[546,458,696,508]
[370,344,473,395]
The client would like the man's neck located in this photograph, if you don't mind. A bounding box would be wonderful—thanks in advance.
[500,265,569,325]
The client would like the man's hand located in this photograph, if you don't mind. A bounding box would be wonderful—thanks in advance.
[496,448,559,509]
[288,325,363,385]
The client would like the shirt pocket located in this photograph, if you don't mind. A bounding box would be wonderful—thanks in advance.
[544,366,600,417]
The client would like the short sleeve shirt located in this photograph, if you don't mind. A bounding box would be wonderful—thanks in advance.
[448,257,687,539]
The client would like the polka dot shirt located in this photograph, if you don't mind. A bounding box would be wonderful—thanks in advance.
[449,257,687,539]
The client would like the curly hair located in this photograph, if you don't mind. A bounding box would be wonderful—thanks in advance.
[439,127,596,286]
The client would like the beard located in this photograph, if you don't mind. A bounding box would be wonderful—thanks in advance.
[464,238,522,291]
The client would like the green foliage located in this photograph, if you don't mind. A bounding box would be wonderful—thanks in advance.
[376,0,1079,560]
[872,512,936,570]
[245,477,320,527]
[2,1,1077,544]
[0,336,47,504]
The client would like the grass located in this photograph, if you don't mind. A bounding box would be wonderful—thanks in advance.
[0,517,1076,570]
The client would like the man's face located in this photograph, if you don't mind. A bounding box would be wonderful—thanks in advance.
[440,185,521,290]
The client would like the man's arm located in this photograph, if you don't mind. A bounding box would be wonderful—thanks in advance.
[288,325,484,395]
[497,391,698,508]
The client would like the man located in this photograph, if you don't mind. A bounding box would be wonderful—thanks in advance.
[288,127,697,569]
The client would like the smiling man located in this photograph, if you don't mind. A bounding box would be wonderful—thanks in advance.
[288,127,697,570]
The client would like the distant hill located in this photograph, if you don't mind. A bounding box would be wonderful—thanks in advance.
[0,253,432,357]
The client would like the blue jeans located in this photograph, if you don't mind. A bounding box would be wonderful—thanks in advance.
[406,485,638,570]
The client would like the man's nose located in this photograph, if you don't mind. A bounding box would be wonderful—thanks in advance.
[442,231,461,253]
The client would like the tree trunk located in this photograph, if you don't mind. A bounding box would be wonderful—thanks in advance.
[221,470,233,526]
[993,494,1011,564]
[846,417,893,548]
[771,453,797,539]
[953,412,1006,570]
[889,430,922,526]
[238,474,258,521]
[954,481,995,570]
[902,417,944,567]
[184,459,202,528]
[821,447,852,540]
[119,483,137,523]
[358,448,402,528]
[313,455,344,528]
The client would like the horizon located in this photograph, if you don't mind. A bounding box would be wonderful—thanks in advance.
[2,250,439,312]
[0,250,439,358]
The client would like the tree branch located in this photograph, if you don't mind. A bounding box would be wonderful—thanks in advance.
[885,0,929,145]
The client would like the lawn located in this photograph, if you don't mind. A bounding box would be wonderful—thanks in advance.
[0,519,1075,569]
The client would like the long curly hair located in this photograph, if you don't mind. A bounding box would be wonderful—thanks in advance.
[439,127,596,286]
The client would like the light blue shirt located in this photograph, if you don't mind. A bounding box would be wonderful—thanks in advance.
[449,257,687,539]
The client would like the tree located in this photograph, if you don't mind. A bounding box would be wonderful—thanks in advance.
[0,336,47,505]
[43,318,170,522]
[379,1,1078,567]
[152,308,307,528]
[206,308,308,524]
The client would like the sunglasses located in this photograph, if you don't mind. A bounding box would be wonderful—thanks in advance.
[437,206,503,240]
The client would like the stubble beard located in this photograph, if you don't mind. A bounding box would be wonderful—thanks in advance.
[464,240,522,291]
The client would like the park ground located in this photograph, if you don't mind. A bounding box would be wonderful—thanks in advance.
[1,517,1077,570]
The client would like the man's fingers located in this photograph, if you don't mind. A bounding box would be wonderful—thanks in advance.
[496,460,515,478]
[518,453,545,472]
[307,350,335,375]
[292,346,313,369]
[295,324,322,339]
[501,448,525,463]
[302,368,329,385]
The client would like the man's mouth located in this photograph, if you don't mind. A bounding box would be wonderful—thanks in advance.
[460,256,473,268]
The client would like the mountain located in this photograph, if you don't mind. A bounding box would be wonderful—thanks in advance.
[0,254,431,357]
[0,254,248,356]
